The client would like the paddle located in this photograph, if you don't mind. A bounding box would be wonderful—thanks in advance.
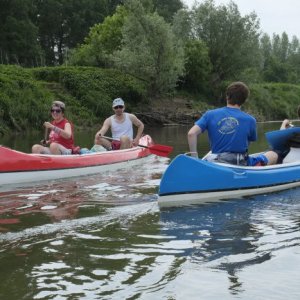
[101,135,173,157]
[40,127,49,146]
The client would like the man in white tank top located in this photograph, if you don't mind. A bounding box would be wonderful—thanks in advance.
[95,98,144,150]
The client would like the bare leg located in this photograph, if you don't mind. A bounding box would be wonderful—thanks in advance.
[49,143,62,155]
[264,151,278,165]
[119,136,131,149]
[32,144,46,154]
[94,135,112,150]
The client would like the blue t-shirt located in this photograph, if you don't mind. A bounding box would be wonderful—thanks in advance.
[195,107,257,154]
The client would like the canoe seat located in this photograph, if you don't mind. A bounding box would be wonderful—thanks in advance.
[283,147,300,163]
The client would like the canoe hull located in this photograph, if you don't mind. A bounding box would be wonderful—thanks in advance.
[0,135,153,187]
[158,154,300,208]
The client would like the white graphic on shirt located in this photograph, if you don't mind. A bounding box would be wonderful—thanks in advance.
[218,117,239,134]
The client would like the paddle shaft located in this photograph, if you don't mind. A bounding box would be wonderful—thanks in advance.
[258,119,298,124]
[100,135,134,144]
[41,127,49,146]
[100,135,151,149]
[100,135,173,157]
[44,127,48,141]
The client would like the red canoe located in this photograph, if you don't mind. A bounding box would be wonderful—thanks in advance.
[0,135,158,186]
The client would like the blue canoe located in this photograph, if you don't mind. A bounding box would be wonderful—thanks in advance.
[158,128,300,208]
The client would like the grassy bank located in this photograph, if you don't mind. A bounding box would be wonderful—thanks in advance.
[0,64,299,135]
[0,65,146,135]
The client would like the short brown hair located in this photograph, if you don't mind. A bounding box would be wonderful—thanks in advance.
[226,82,250,106]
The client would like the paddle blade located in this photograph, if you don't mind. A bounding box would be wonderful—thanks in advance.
[148,144,173,157]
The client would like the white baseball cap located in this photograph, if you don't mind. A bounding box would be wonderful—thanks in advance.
[112,98,125,108]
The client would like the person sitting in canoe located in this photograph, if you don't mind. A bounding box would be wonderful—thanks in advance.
[188,81,278,166]
[32,100,75,155]
[276,107,300,163]
[95,98,144,150]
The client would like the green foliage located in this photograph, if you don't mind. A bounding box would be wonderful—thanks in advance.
[0,65,146,134]
[238,68,263,84]
[180,39,212,93]
[0,0,42,66]
[245,83,300,121]
[113,0,185,96]
[192,81,300,122]
[34,66,147,119]
[4,0,300,95]
[0,0,123,66]
[2,0,300,129]
[263,56,290,83]
[34,0,121,65]
[191,0,261,85]
[32,67,146,113]
[68,5,127,67]
[172,8,192,42]
[152,0,183,22]
[0,65,52,133]
[260,33,300,84]
[70,0,185,96]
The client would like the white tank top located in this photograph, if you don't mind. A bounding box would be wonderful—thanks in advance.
[111,113,133,140]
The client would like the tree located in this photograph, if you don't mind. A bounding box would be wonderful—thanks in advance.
[260,33,300,83]
[286,36,300,83]
[0,0,42,66]
[172,8,192,42]
[152,0,183,22]
[68,5,127,67]
[260,33,272,68]
[263,56,289,82]
[191,0,261,85]
[172,9,213,93]
[180,40,212,93]
[113,0,185,96]
[34,0,122,65]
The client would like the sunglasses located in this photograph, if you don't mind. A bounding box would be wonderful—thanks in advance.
[51,109,62,113]
[114,105,124,109]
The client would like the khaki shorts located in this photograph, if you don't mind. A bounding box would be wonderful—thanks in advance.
[41,144,72,155]
[205,152,247,166]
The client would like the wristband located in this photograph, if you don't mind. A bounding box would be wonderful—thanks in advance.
[53,126,61,134]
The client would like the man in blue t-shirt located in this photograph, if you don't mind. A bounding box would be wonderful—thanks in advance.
[188,81,278,166]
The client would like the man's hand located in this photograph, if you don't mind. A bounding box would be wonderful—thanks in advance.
[132,137,139,147]
[280,119,293,129]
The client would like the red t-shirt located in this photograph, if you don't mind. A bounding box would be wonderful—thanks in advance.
[49,118,74,149]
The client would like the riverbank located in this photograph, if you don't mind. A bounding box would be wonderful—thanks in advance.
[1,65,300,135]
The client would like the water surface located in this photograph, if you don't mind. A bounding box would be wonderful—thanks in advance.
[0,123,299,299]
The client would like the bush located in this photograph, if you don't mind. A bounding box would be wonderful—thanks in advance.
[0,65,147,134]
[32,66,147,114]
[246,83,300,121]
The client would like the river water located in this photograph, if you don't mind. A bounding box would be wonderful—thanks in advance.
[0,123,299,300]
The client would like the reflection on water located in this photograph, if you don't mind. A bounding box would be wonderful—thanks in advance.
[1,187,299,299]
[0,124,300,299]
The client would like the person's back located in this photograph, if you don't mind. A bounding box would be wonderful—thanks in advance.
[188,81,256,164]
[199,106,256,154]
